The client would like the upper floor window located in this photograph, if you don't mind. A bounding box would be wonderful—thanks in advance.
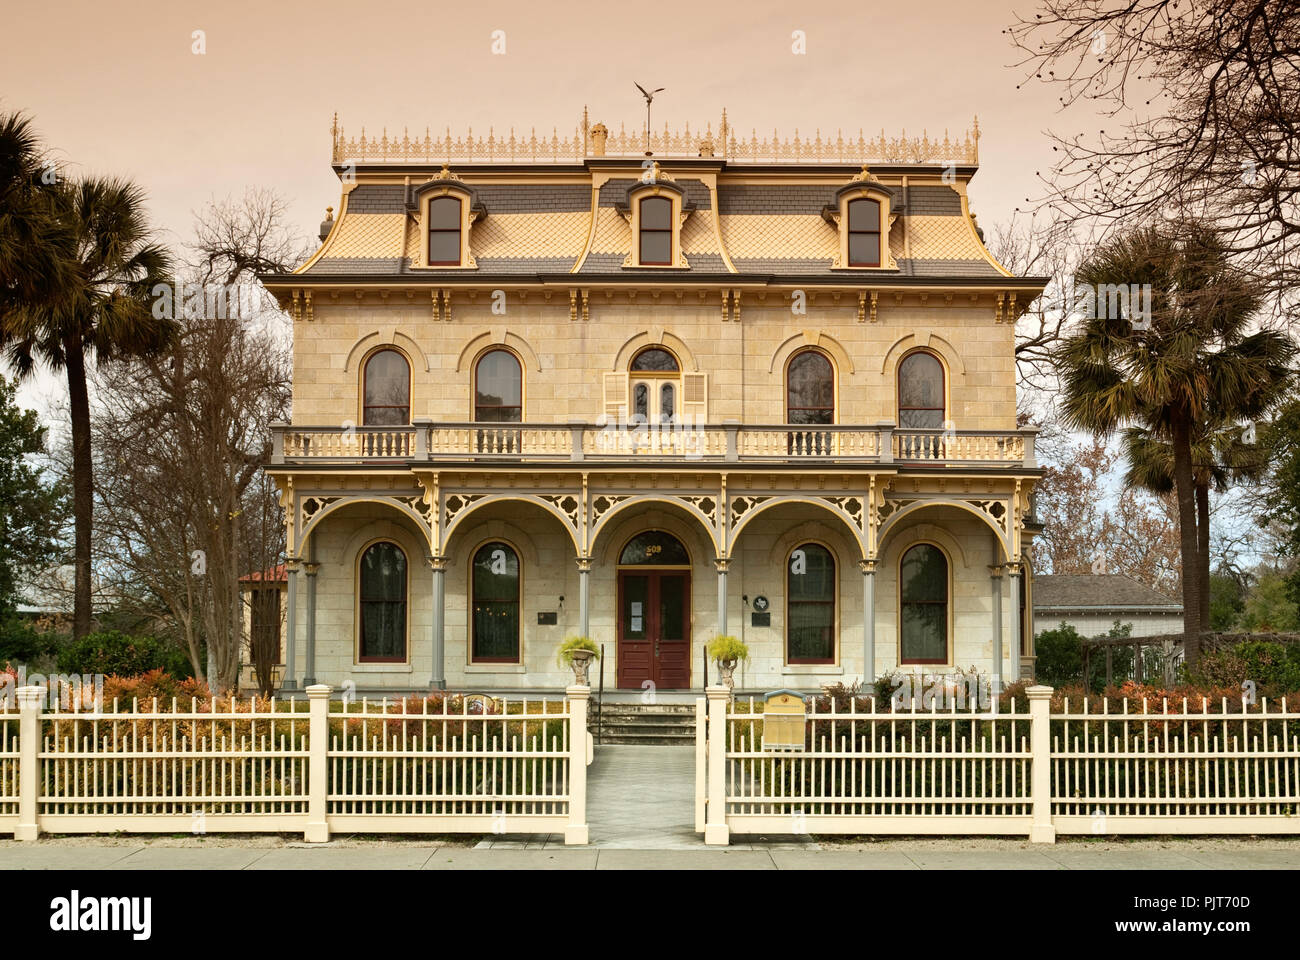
[359,541,407,662]
[629,347,680,422]
[897,351,945,428]
[900,543,948,665]
[787,543,835,664]
[427,196,462,265]
[786,350,834,425]
[639,196,673,266]
[474,349,522,422]
[847,198,881,267]
[362,349,410,426]
[472,541,521,663]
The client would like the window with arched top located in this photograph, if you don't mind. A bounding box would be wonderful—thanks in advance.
[619,530,690,566]
[898,351,945,429]
[847,198,881,267]
[631,347,679,372]
[472,541,520,662]
[900,543,949,664]
[362,349,411,426]
[474,349,522,422]
[787,543,835,664]
[639,196,673,265]
[786,351,834,425]
[359,541,407,662]
[427,196,462,265]
[629,347,680,423]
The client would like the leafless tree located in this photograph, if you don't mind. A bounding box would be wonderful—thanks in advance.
[1007,1,1300,307]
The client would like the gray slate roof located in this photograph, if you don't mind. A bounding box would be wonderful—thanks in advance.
[1033,574,1182,611]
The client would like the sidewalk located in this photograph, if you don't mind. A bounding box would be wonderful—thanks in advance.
[2,843,1298,870]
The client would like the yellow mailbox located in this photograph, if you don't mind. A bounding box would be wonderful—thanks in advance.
[762,689,807,752]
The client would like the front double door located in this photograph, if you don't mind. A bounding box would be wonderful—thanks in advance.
[617,571,690,689]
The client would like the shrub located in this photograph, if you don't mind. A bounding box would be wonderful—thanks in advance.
[0,616,60,665]
[56,630,193,678]
[1184,639,1300,694]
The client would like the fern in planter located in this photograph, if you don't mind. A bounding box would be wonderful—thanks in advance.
[556,635,600,668]
[707,635,749,664]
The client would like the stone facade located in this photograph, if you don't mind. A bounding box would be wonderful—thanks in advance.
[257,112,1047,693]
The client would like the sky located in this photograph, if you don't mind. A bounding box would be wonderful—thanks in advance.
[1,0,1081,418]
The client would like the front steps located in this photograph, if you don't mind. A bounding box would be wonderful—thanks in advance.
[589,701,696,745]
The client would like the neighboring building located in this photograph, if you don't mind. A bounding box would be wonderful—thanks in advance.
[1032,574,1184,639]
[238,565,287,691]
[258,109,1047,692]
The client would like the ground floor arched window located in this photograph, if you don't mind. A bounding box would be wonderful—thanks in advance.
[359,541,407,662]
[900,543,949,664]
[787,543,835,664]
[472,541,521,662]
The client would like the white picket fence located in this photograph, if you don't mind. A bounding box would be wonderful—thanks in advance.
[696,685,1300,844]
[3,684,591,844]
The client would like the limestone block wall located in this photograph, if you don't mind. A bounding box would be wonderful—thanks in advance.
[292,500,1022,692]
[289,297,1017,432]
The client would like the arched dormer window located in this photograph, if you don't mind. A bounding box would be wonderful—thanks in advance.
[847,198,881,267]
[362,348,411,425]
[412,169,483,269]
[623,170,691,268]
[427,196,462,265]
[827,167,896,270]
[639,196,673,265]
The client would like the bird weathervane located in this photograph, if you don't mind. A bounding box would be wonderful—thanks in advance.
[635,82,665,156]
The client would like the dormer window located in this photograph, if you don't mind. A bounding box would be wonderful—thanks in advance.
[826,167,897,270]
[847,198,881,267]
[427,196,462,266]
[411,167,483,269]
[639,197,673,265]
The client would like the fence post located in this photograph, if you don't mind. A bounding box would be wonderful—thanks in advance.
[695,698,707,833]
[1027,684,1056,844]
[704,685,730,845]
[565,685,590,845]
[15,685,43,841]
[304,684,331,843]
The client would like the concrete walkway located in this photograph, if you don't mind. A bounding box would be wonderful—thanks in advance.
[3,844,1298,870]
[475,744,816,851]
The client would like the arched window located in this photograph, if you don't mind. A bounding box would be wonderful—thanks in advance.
[786,350,834,425]
[427,196,462,265]
[619,530,690,566]
[630,347,680,424]
[359,541,407,662]
[630,347,679,372]
[639,196,673,265]
[898,352,945,429]
[472,541,520,662]
[362,349,410,426]
[787,543,835,663]
[900,543,948,664]
[847,198,881,267]
[474,349,522,422]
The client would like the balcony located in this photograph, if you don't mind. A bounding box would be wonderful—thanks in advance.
[269,420,1038,469]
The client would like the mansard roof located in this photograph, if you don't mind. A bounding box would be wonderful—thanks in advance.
[275,112,1032,286]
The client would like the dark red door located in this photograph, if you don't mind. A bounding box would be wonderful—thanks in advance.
[617,572,691,689]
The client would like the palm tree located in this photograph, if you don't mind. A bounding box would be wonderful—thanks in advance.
[0,112,71,324]
[1122,420,1278,636]
[0,170,174,640]
[1057,222,1295,665]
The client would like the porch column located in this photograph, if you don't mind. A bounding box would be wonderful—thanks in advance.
[283,558,300,690]
[989,563,1004,694]
[859,559,876,684]
[303,562,320,686]
[714,557,730,636]
[1009,562,1023,685]
[576,557,592,638]
[429,555,446,690]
